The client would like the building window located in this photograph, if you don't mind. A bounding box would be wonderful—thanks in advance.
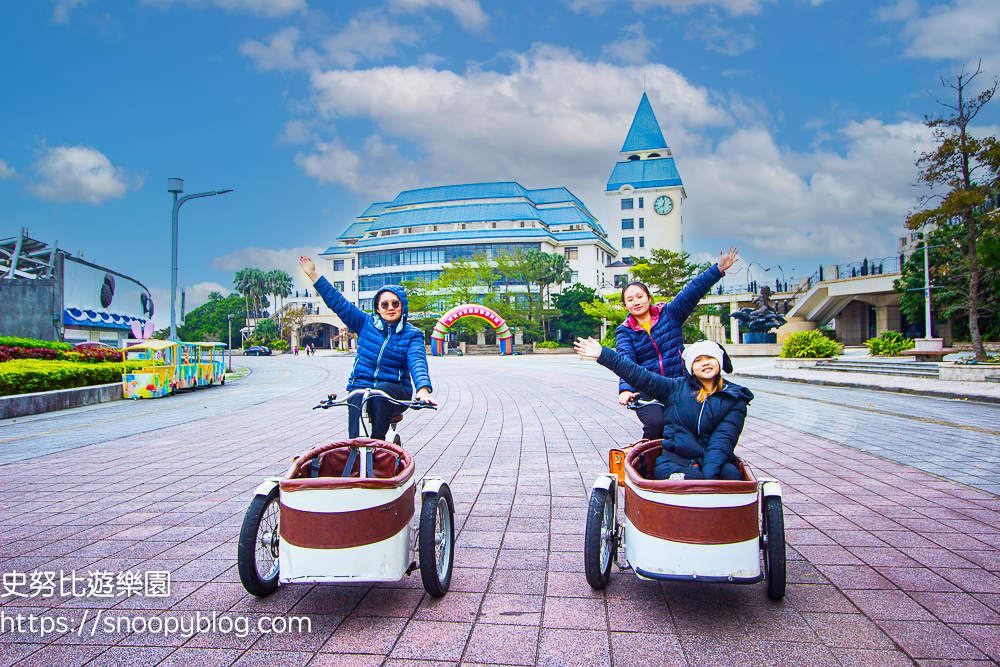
[621,219,634,230]
[333,281,345,291]
[359,270,443,292]
[639,218,644,229]
[621,198,634,210]
[569,271,579,283]
[359,298,373,311]
[639,237,644,248]
[359,243,541,269]
[622,237,635,249]
[333,260,345,272]
[351,258,356,270]
[351,281,356,292]
[614,275,628,288]
[564,247,578,260]
[638,197,644,209]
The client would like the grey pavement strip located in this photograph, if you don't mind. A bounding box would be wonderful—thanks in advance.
[2,355,1000,666]
[0,357,335,465]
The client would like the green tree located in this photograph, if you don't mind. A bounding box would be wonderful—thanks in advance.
[253,318,279,344]
[630,249,706,299]
[905,62,1000,359]
[175,292,247,346]
[266,270,293,315]
[552,284,600,341]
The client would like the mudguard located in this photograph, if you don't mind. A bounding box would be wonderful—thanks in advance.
[591,474,617,493]
[253,479,280,497]
[761,480,782,498]
[421,477,447,496]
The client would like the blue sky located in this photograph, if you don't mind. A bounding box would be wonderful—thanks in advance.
[2,0,998,326]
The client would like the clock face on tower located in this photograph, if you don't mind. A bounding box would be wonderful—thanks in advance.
[654,195,674,215]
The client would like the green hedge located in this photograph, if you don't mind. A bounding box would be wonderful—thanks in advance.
[0,359,150,397]
[535,341,560,349]
[779,330,840,358]
[0,336,73,351]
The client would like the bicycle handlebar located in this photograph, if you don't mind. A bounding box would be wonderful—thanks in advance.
[626,397,663,410]
[313,387,437,411]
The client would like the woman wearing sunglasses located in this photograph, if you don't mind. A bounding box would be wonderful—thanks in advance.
[299,256,436,441]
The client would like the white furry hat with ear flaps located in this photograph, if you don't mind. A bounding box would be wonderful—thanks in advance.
[682,340,733,376]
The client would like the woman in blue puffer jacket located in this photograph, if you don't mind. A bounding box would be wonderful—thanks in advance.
[577,337,753,481]
[300,256,435,440]
[616,247,738,441]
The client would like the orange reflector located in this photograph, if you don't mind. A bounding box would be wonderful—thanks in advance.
[609,449,626,484]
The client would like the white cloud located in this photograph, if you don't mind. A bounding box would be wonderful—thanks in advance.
[685,12,757,55]
[240,12,420,71]
[184,282,233,314]
[52,0,87,24]
[280,46,938,261]
[566,0,774,17]
[321,11,421,68]
[240,27,305,71]
[299,45,731,204]
[210,245,323,288]
[682,119,935,257]
[389,0,488,31]
[603,22,656,64]
[28,145,141,205]
[879,0,1000,73]
[0,160,17,180]
[141,0,306,17]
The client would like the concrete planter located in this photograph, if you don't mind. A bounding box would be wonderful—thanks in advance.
[774,357,834,369]
[1,382,123,420]
[722,343,783,357]
[939,363,1000,382]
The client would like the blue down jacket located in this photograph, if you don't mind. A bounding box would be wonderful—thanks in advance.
[313,277,431,394]
[615,264,724,393]
[598,346,753,480]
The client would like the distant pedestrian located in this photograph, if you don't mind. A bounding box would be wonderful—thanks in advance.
[294,346,299,356]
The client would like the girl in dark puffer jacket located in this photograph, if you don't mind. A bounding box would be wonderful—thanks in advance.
[576,338,753,481]
[615,247,738,441]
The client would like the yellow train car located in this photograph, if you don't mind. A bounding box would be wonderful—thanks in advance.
[123,340,226,399]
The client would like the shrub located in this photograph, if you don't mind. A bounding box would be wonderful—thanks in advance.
[0,359,150,397]
[780,330,840,358]
[0,336,73,351]
[535,341,560,349]
[0,345,126,364]
[600,331,616,349]
[269,340,290,351]
[864,331,915,356]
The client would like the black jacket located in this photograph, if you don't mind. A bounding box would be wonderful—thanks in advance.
[598,346,753,480]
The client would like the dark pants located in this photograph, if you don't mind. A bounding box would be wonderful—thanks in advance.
[634,395,666,441]
[653,458,742,481]
[348,382,411,441]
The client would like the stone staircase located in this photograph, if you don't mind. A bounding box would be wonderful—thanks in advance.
[808,359,941,379]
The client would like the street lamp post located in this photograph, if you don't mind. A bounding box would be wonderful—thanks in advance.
[227,313,235,373]
[923,232,933,340]
[167,178,232,341]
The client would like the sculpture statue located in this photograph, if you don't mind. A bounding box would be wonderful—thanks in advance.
[731,286,786,342]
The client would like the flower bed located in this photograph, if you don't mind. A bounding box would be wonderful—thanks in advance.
[0,359,150,397]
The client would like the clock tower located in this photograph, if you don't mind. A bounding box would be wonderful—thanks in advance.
[606,93,685,273]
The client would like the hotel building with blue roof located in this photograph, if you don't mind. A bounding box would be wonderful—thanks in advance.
[317,181,618,311]
[292,95,684,346]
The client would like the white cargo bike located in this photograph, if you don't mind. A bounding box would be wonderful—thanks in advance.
[585,412,786,599]
[237,388,455,598]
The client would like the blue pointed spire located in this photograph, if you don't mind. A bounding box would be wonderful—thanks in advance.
[621,93,668,153]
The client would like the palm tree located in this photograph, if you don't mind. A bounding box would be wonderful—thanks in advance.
[234,269,251,322]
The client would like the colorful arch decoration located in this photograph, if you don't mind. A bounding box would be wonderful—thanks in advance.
[430,304,513,355]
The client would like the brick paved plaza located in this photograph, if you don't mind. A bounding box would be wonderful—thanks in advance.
[1,354,999,667]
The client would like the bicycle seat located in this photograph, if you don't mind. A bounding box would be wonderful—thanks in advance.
[390,414,404,424]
